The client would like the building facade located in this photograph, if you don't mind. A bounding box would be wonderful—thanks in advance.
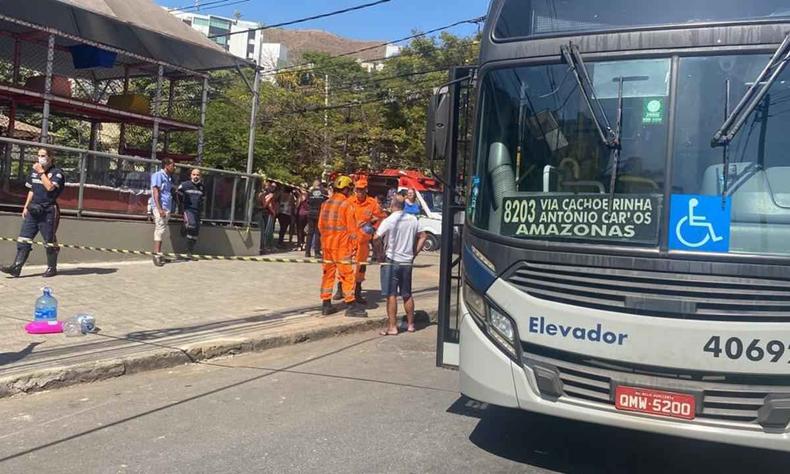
[360,44,401,72]
[171,11,288,71]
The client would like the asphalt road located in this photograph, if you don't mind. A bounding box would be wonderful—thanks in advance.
[0,326,788,473]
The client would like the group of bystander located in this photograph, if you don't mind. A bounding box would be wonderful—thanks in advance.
[1,157,428,335]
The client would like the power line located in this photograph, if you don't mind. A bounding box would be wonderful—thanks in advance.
[207,18,480,92]
[281,87,435,116]
[208,0,393,38]
[169,0,245,13]
[312,65,457,94]
[196,0,251,13]
[256,16,485,78]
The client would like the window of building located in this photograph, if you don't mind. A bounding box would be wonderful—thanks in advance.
[192,17,209,28]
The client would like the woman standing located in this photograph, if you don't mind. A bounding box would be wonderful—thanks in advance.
[258,181,278,255]
[277,186,294,247]
[403,188,422,216]
[1,148,65,277]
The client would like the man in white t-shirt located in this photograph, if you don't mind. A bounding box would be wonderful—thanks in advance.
[373,197,428,336]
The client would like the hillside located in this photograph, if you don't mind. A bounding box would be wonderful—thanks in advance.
[262,28,389,63]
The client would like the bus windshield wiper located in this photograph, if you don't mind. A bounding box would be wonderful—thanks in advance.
[607,75,648,197]
[711,32,790,148]
[561,42,619,150]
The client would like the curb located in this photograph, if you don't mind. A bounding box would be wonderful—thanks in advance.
[0,311,435,399]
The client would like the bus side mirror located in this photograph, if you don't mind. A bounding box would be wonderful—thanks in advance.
[426,89,451,165]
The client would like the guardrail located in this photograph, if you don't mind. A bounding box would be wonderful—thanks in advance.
[0,136,264,227]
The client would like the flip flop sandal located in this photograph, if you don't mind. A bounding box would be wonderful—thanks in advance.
[380,329,398,336]
[407,325,415,333]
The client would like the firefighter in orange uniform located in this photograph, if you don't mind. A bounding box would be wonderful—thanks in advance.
[319,176,368,318]
[347,176,386,304]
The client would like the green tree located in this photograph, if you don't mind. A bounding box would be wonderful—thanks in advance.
[165,31,480,183]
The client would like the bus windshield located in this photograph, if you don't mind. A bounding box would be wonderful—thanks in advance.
[470,54,790,256]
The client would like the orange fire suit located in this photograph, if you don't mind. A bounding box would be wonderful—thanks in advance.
[318,193,358,303]
[349,196,386,282]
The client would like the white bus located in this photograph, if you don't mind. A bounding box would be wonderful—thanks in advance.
[431,0,790,452]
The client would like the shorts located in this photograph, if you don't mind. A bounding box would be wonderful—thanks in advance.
[380,259,413,298]
[153,210,170,241]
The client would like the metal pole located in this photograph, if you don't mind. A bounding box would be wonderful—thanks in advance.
[322,73,330,178]
[164,78,176,153]
[197,77,209,164]
[229,176,238,225]
[246,177,256,227]
[11,37,20,85]
[246,69,261,176]
[118,66,130,154]
[40,34,55,142]
[2,39,21,186]
[209,177,217,220]
[87,121,99,180]
[77,152,87,217]
[244,68,261,226]
[16,145,25,181]
[151,65,164,160]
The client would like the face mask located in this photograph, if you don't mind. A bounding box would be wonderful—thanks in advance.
[37,157,48,166]
[192,177,201,184]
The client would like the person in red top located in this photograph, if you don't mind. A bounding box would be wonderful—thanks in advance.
[318,176,367,318]
[343,176,386,304]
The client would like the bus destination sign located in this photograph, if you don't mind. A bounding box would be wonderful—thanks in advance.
[501,194,662,244]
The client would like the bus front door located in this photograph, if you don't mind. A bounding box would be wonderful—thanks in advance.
[428,67,476,368]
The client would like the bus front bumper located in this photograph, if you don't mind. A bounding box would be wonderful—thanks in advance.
[459,311,790,453]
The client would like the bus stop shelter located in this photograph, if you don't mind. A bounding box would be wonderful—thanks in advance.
[0,0,266,226]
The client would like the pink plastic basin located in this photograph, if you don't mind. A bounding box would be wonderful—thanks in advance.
[25,320,63,334]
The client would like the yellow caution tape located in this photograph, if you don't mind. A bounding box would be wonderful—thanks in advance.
[0,236,431,267]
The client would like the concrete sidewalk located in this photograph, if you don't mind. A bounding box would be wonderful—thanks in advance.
[0,250,440,397]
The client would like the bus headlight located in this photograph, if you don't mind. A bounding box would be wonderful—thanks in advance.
[490,308,515,341]
[489,308,517,356]
[463,281,519,359]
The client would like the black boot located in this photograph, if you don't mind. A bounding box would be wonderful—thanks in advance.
[1,248,30,278]
[186,239,196,256]
[345,301,368,318]
[43,248,59,278]
[321,300,337,316]
[354,282,367,305]
[332,282,345,301]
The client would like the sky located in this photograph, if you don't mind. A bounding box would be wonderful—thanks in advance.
[157,0,491,41]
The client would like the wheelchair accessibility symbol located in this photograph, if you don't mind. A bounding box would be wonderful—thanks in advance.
[669,195,731,252]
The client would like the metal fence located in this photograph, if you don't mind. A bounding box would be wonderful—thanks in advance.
[0,136,263,226]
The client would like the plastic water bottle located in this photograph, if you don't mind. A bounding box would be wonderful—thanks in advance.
[62,317,82,337]
[63,314,96,337]
[34,287,58,321]
[77,314,95,333]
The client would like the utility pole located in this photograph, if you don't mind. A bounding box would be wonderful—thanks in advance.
[322,74,330,180]
[246,68,261,176]
[243,67,261,226]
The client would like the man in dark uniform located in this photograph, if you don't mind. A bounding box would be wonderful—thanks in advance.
[304,179,326,258]
[177,168,205,255]
[1,148,65,278]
